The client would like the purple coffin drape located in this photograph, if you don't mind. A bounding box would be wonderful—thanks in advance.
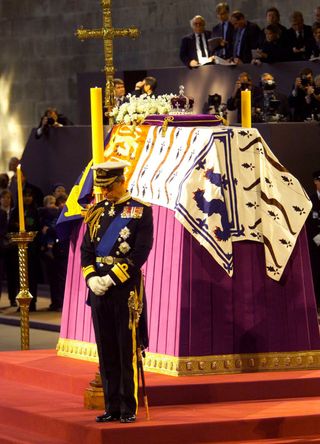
[59,205,320,358]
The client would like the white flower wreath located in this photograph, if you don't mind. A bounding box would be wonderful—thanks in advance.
[110,93,174,125]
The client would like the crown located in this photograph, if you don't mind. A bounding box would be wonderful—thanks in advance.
[170,85,194,114]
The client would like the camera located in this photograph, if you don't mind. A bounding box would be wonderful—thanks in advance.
[268,99,280,112]
[261,79,276,91]
[47,117,55,125]
[208,93,222,111]
[300,75,310,87]
[207,93,227,119]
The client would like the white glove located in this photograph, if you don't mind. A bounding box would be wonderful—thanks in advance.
[87,276,107,296]
[101,274,115,291]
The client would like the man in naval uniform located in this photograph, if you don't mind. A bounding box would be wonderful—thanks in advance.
[81,161,153,423]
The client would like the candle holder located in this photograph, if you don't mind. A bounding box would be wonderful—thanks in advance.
[8,231,37,350]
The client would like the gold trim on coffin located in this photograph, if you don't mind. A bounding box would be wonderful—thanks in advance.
[57,338,98,363]
[57,338,320,376]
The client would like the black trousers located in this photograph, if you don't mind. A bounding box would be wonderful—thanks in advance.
[90,285,138,416]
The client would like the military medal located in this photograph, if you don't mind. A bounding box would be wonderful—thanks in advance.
[108,203,116,217]
[121,206,143,218]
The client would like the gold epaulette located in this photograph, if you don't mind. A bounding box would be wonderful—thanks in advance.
[84,206,104,241]
[132,197,151,207]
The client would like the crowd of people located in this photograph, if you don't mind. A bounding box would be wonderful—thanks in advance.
[0,157,69,312]
[180,4,320,68]
[178,4,320,122]
[221,67,320,123]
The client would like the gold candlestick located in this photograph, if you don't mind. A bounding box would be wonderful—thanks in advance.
[8,231,37,350]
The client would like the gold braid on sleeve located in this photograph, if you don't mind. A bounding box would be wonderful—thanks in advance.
[84,207,104,241]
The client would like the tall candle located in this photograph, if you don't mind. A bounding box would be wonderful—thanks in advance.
[241,90,251,128]
[90,87,105,165]
[16,164,25,232]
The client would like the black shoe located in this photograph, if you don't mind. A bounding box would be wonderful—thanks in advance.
[120,414,136,423]
[96,412,120,423]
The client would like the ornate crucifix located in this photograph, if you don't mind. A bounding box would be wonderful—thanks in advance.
[75,0,140,118]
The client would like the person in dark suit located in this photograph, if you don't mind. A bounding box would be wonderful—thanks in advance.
[286,11,314,61]
[253,73,290,122]
[113,78,126,106]
[254,24,289,64]
[81,161,153,424]
[310,23,320,58]
[211,2,234,59]
[306,170,320,309]
[314,6,320,26]
[180,15,215,68]
[288,68,317,121]
[230,11,262,64]
[132,76,157,96]
[35,107,73,139]
[226,72,262,122]
[258,7,287,47]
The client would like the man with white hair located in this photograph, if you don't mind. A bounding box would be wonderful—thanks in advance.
[180,15,215,68]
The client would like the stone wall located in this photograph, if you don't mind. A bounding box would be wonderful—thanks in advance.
[0,0,318,168]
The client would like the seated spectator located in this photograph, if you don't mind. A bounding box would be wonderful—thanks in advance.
[114,78,126,106]
[180,15,215,68]
[133,76,158,96]
[229,11,261,64]
[288,68,317,121]
[211,2,234,59]
[253,24,289,64]
[35,107,73,139]
[286,11,314,61]
[253,73,290,122]
[226,72,262,122]
[310,23,320,58]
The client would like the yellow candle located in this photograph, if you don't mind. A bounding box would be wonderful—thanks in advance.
[241,90,251,128]
[16,164,25,232]
[90,87,105,165]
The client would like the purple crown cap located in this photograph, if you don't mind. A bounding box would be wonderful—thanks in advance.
[170,85,194,112]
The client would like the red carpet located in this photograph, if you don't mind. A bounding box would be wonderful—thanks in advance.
[1,350,320,443]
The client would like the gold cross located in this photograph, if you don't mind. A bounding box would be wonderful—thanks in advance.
[75,0,140,119]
